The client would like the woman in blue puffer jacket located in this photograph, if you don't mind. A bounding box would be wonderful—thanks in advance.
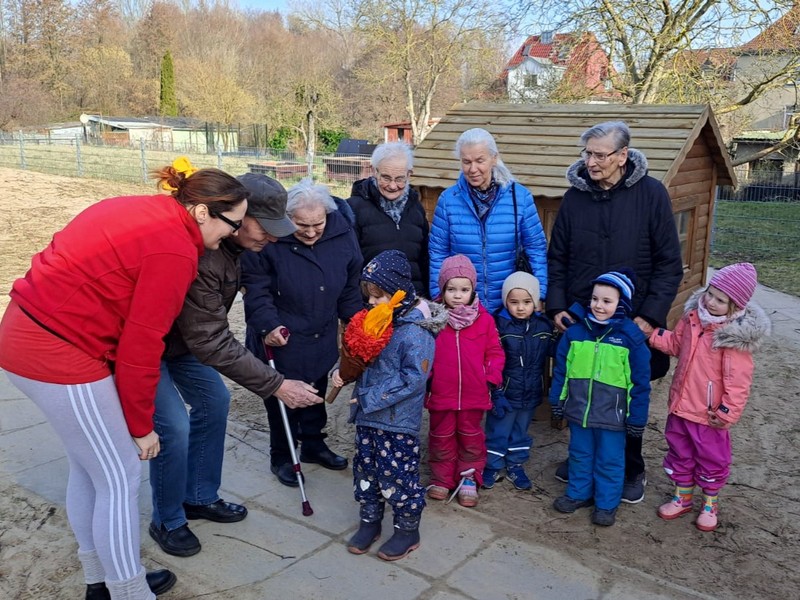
[429,128,548,313]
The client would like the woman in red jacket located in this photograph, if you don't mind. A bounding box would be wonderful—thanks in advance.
[425,254,505,508]
[0,159,248,600]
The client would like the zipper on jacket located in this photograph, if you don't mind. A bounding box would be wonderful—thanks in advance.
[583,342,600,427]
[707,381,713,411]
[456,330,463,410]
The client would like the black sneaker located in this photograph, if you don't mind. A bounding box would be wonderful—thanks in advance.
[621,472,647,504]
[592,508,618,527]
[552,495,594,513]
[148,522,201,557]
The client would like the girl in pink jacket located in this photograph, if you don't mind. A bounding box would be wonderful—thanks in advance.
[649,263,770,532]
[425,255,505,507]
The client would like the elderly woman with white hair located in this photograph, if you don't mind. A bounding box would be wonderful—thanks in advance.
[347,141,429,296]
[241,178,363,486]
[428,128,548,312]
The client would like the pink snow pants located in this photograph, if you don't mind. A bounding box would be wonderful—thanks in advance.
[663,413,731,495]
[428,409,486,488]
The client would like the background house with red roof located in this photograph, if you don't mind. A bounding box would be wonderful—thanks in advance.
[678,6,800,177]
[501,31,615,103]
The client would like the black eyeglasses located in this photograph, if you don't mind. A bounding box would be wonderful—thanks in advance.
[580,148,625,162]
[211,211,243,232]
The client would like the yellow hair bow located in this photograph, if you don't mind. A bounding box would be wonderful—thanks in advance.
[363,290,407,337]
[161,156,198,191]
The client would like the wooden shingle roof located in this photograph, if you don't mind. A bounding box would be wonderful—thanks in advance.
[412,103,736,196]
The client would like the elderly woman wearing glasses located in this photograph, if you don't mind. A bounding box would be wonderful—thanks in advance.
[429,128,548,312]
[347,141,429,296]
[241,178,363,487]
[546,120,683,505]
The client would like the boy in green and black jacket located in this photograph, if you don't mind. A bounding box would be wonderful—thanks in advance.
[549,270,651,526]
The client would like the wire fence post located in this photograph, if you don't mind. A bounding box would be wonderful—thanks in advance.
[217,145,223,170]
[140,139,148,184]
[75,135,83,177]
[18,131,27,169]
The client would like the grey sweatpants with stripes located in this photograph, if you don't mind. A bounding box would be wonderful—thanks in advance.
[7,372,154,600]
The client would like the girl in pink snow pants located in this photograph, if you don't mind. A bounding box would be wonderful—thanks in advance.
[649,263,770,531]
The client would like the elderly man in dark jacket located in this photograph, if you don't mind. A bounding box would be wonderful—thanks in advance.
[242,178,364,488]
[348,141,429,296]
[546,120,683,505]
[149,174,322,558]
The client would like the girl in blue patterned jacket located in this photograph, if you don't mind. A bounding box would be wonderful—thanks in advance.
[332,250,446,561]
[549,270,651,527]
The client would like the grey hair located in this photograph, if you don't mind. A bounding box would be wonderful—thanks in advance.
[454,127,514,186]
[286,177,337,215]
[371,141,414,170]
[580,121,631,150]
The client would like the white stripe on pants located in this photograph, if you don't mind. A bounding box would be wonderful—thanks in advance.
[6,372,153,599]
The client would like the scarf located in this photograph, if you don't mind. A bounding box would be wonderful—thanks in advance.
[447,299,480,330]
[372,178,409,227]
[467,178,498,220]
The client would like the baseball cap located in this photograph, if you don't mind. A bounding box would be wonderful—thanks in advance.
[237,173,296,237]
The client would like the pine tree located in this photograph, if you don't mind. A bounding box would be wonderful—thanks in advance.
[159,51,178,116]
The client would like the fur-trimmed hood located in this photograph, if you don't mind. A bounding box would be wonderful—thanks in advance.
[399,299,448,337]
[685,289,771,353]
[566,148,649,193]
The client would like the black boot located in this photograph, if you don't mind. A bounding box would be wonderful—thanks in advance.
[347,520,382,554]
[85,582,111,600]
[347,502,384,554]
[376,518,420,561]
[146,569,177,595]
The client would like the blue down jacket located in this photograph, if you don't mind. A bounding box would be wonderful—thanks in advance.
[493,309,556,410]
[429,174,548,313]
[241,208,363,382]
[350,301,448,436]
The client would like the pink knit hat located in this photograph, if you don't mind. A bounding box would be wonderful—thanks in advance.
[438,254,477,291]
[709,262,758,308]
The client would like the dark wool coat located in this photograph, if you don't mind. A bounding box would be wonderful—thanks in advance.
[347,177,430,296]
[546,149,683,329]
[493,309,556,410]
[241,209,364,382]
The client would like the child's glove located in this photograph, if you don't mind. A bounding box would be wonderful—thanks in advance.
[491,393,512,419]
[551,404,564,422]
[626,423,646,438]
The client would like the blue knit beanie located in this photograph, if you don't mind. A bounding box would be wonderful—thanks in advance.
[591,269,635,315]
[361,249,417,310]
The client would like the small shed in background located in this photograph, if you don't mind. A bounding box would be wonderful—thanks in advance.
[412,103,736,326]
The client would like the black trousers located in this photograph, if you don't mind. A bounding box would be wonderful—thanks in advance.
[264,374,329,466]
[624,348,671,479]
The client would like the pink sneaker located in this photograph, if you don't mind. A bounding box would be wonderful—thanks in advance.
[426,484,449,501]
[696,495,719,532]
[657,486,694,521]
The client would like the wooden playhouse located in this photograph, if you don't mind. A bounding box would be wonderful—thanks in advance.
[411,103,737,326]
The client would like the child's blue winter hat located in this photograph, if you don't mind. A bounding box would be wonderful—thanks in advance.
[361,249,417,308]
[591,269,635,314]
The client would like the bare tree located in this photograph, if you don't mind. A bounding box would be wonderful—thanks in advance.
[297,0,520,145]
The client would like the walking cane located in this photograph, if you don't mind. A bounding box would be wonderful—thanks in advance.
[264,328,313,517]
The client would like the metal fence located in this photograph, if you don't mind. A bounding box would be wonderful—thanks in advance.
[0,134,370,198]
[713,182,800,297]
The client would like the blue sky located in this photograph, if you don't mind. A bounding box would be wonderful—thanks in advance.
[236,0,289,13]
